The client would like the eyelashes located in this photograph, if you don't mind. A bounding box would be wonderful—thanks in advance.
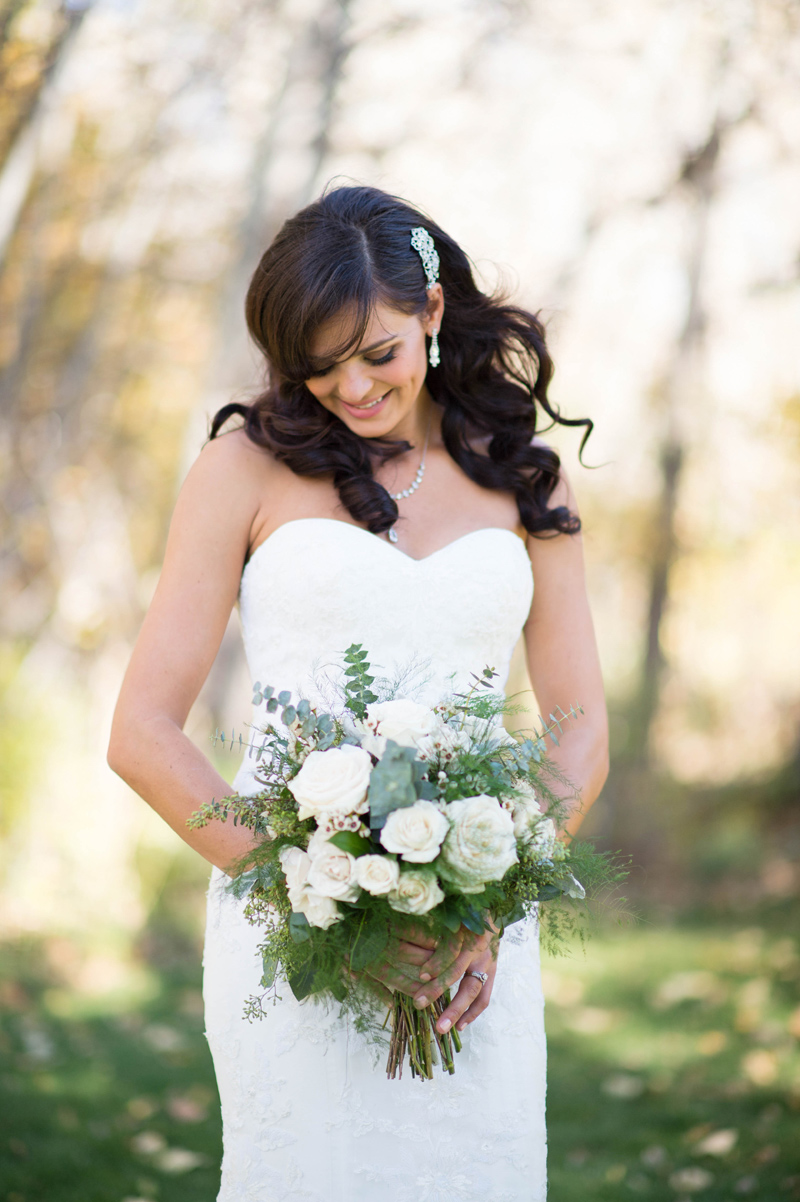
[307,348,397,378]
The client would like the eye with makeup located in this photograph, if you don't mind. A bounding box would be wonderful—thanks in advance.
[307,345,397,379]
[364,348,396,366]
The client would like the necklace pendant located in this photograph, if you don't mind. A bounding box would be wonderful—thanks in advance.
[388,527,399,544]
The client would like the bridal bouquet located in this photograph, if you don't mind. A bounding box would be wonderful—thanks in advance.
[189,645,606,1080]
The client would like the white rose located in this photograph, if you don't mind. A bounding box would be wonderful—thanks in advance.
[388,868,445,915]
[287,744,372,821]
[439,794,518,893]
[355,699,438,760]
[380,800,450,863]
[307,845,360,901]
[354,854,400,895]
[279,845,312,893]
[293,886,342,929]
[306,825,334,858]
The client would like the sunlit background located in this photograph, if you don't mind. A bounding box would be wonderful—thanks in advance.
[1,2,799,1199]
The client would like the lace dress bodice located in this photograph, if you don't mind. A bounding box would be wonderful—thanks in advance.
[203,519,548,1202]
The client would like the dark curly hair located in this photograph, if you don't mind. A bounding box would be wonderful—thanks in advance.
[209,184,592,537]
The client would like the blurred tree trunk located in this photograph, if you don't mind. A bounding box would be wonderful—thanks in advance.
[189,0,354,735]
[629,126,720,767]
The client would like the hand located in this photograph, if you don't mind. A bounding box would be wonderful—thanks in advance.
[360,919,437,998]
[412,922,500,1033]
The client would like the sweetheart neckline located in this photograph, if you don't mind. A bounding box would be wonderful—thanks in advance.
[242,518,528,578]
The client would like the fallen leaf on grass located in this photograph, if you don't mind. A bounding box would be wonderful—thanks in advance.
[669,1166,714,1191]
[693,1128,737,1157]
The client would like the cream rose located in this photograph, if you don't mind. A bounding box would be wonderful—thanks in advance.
[379,800,450,863]
[354,854,400,896]
[293,887,342,929]
[356,699,438,759]
[307,845,360,901]
[287,744,372,821]
[387,868,445,915]
[279,845,312,895]
[279,845,342,928]
[438,794,518,893]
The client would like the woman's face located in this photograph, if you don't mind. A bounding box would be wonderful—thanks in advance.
[304,293,442,439]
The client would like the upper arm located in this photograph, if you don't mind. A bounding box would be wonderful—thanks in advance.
[112,431,267,733]
[523,470,607,736]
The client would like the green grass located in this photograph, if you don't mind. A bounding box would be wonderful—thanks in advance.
[2,905,799,1201]
[546,906,800,1201]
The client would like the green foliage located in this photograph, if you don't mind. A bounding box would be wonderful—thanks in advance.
[341,643,379,719]
[328,830,373,856]
[367,741,422,829]
[193,646,626,1048]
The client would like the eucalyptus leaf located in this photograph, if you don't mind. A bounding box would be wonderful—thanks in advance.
[266,697,278,713]
[367,741,418,829]
[277,690,292,706]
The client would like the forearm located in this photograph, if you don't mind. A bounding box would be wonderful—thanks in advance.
[108,713,258,873]
[542,720,609,838]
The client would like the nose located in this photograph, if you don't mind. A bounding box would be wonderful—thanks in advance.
[334,362,372,405]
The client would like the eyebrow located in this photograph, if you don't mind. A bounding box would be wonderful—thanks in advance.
[358,334,398,353]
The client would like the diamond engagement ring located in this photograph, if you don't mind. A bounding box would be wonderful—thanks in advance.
[467,971,489,985]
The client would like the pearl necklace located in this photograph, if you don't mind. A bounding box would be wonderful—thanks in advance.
[386,417,432,544]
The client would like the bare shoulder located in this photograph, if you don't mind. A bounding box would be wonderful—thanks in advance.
[191,427,276,486]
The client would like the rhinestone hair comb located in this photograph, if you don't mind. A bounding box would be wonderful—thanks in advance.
[410,226,440,289]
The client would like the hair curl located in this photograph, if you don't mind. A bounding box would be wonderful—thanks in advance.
[210,184,592,537]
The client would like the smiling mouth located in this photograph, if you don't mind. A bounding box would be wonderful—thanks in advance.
[343,392,388,411]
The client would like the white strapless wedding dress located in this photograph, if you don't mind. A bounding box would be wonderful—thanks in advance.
[203,518,547,1201]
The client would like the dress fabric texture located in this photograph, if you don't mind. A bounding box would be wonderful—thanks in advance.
[203,518,548,1202]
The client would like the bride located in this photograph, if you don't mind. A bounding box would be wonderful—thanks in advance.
[109,184,608,1201]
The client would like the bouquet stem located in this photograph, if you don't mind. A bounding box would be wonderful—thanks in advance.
[386,990,463,1080]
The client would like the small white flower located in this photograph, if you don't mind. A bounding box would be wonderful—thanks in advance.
[287,743,371,821]
[388,868,445,915]
[355,699,438,760]
[380,800,450,863]
[438,794,518,893]
[354,854,400,895]
[307,845,360,901]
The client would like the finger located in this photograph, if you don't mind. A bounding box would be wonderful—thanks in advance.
[418,931,464,982]
[390,917,437,948]
[364,961,420,996]
[391,940,434,967]
[415,945,476,1006]
[455,984,493,1031]
[434,975,484,1033]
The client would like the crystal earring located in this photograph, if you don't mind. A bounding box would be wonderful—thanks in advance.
[429,328,440,368]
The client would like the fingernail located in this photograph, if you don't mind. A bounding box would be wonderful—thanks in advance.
[439,1018,451,1032]
[419,972,431,982]
[415,995,428,1008]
